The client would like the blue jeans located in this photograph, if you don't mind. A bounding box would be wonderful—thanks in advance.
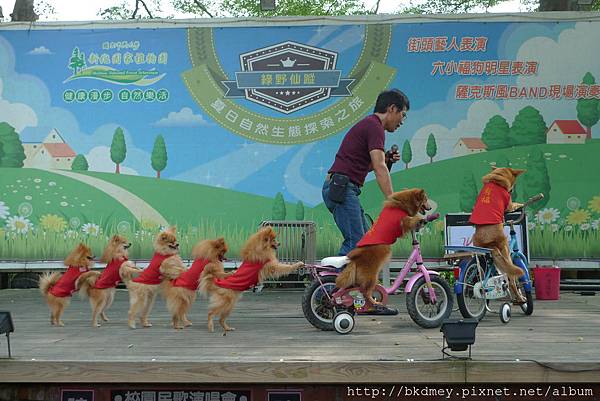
[322,179,368,256]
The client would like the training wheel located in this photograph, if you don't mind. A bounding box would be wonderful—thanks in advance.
[500,303,511,324]
[333,311,355,334]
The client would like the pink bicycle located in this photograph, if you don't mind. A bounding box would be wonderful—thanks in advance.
[302,213,453,334]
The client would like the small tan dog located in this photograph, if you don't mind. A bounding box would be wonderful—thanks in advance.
[335,189,431,305]
[126,226,186,329]
[161,237,232,330]
[199,226,304,334]
[76,235,141,327]
[469,167,526,303]
[39,243,95,326]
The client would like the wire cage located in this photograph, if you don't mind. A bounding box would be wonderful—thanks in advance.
[259,220,317,287]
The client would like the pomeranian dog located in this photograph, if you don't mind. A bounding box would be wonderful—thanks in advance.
[335,189,431,305]
[76,235,141,327]
[126,226,186,329]
[39,243,95,326]
[199,226,304,334]
[161,237,232,330]
[469,166,527,303]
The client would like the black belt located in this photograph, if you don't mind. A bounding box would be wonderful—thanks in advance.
[326,173,361,187]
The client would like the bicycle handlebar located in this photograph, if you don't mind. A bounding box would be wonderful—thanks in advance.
[506,193,544,225]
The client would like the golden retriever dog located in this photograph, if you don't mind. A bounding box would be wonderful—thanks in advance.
[199,226,304,334]
[335,189,431,305]
[126,226,186,329]
[76,235,141,327]
[161,237,232,330]
[39,243,95,326]
[469,167,527,303]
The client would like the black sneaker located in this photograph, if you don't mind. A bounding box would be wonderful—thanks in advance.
[358,304,399,316]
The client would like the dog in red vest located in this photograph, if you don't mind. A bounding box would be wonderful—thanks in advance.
[161,237,232,330]
[39,243,95,326]
[199,226,304,334]
[76,235,141,327]
[470,167,527,303]
[126,226,186,329]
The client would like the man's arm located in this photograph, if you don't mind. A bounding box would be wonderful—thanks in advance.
[369,149,393,198]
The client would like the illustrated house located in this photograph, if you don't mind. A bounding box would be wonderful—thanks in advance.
[454,137,487,157]
[22,129,77,170]
[546,120,587,144]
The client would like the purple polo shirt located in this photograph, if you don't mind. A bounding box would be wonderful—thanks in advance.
[328,114,385,186]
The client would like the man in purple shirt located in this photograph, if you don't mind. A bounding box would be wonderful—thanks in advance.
[323,89,409,256]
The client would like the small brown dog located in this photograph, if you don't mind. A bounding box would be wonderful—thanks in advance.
[336,188,431,305]
[126,226,186,329]
[199,226,303,334]
[469,167,526,303]
[161,237,232,330]
[39,243,95,326]
[76,235,141,327]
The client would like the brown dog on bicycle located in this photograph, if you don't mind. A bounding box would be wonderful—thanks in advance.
[469,167,526,303]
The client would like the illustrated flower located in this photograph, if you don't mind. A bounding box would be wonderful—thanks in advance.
[39,214,67,233]
[536,208,560,225]
[0,201,9,220]
[588,196,600,213]
[63,230,77,239]
[551,224,559,232]
[566,209,591,225]
[592,219,600,230]
[140,219,160,231]
[82,223,101,237]
[580,223,590,231]
[566,197,581,211]
[60,201,68,207]
[527,222,536,231]
[564,225,573,232]
[69,217,81,229]
[48,181,56,187]
[17,202,33,217]
[117,221,131,233]
[24,195,32,200]
[33,178,42,183]
[6,215,33,234]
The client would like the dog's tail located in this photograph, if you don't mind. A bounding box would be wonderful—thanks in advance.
[198,262,222,296]
[335,249,359,289]
[119,261,141,283]
[491,248,525,278]
[76,271,101,299]
[159,255,187,280]
[39,272,61,295]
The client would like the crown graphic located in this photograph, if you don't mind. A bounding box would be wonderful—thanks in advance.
[281,56,296,68]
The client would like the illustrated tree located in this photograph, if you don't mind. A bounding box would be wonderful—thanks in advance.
[273,192,286,220]
[0,122,26,167]
[426,133,437,163]
[151,135,167,178]
[482,115,511,150]
[68,47,86,74]
[71,154,89,171]
[0,140,4,164]
[295,200,305,220]
[401,140,412,169]
[508,106,547,147]
[521,148,551,211]
[460,170,479,213]
[576,72,600,140]
[110,127,127,174]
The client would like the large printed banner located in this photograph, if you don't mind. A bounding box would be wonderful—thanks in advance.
[0,17,599,260]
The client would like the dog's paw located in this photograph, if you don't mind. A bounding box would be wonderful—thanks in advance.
[101,313,109,322]
[208,324,214,333]
[58,321,65,327]
[293,262,304,269]
[142,321,153,328]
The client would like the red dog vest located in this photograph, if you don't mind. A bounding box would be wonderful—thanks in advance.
[132,252,170,285]
[172,258,211,291]
[214,260,267,291]
[94,257,128,289]
[356,207,409,247]
[49,265,90,297]
[469,182,511,225]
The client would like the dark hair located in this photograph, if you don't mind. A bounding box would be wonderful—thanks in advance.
[373,89,410,113]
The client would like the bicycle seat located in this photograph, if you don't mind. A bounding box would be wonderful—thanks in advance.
[320,256,349,269]
[444,245,493,255]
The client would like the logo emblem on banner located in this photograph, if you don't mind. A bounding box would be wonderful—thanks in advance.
[221,41,354,114]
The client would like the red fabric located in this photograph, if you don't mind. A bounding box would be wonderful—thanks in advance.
[469,182,511,225]
[328,114,385,186]
[214,260,267,291]
[94,257,128,289]
[356,207,409,247]
[172,258,211,291]
[132,252,170,285]
[48,265,90,297]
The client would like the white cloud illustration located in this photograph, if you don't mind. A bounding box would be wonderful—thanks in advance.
[0,79,38,132]
[85,146,139,175]
[27,46,53,55]
[153,107,210,127]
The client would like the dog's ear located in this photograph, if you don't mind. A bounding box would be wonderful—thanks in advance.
[491,166,498,170]
[166,226,177,234]
[510,168,526,177]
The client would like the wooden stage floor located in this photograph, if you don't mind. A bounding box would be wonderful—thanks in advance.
[1,288,600,383]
